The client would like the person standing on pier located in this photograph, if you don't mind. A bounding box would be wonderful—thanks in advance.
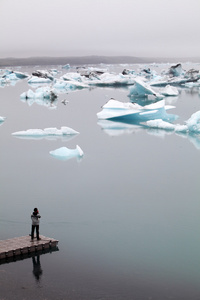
[31,208,41,241]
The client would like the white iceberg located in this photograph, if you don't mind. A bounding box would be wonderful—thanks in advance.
[87,72,135,86]
[53,79,88,92]
[174,124,188,133]
[160,85,179,96]
[185,111,200,133]
[49,145,84,161]
[28,76,52,84]
[5,73,19,81]
[12,126,79,137]
[0,77,9,86]
[20,87,57,100]
[61,73,83,82]
[145,119,175,130]
[97,99,176,122]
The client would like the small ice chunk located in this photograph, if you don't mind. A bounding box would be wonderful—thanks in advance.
[49,145,84,160]
[12,126,79,136]
[146,119,175,130]
[28,76,52,84]
[20,87,57,100]
[186,111,200,133]
[168,63,184,77]
[60,126,79,135]
[62,64,71,69]
[161,85,179,96]
[14,71,29,79]
[61,73,82,82]
[0,116,6,122]
[174,124,188,133]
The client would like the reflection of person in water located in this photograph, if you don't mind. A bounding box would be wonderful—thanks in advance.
[32,255,43,282]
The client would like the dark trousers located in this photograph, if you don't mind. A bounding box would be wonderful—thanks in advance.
[31,225,39,240]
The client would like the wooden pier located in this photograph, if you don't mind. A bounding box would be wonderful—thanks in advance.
[0,235,59,261]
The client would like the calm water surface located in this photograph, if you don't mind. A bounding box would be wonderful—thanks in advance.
[0,63,200,300]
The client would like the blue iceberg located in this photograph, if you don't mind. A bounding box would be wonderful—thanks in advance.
[97,99,177,123]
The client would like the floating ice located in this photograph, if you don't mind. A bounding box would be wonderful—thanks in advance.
[146,119,175,130]
[5,73,19,81]
[20,87,57,100]
[53,79,88,92]
[32,70,54,81]
[0,116,6,122]
[61,73,83,82]
[14,71,29,79]
[144,110,200,134]
[160,85,179,96]
[28,76,52,85]
[62,64,71,69]
[185,111,200,133]
[184,81,200,88]
[12,126,79,137]
[97,99,176,122]
[87,72,135,86]
[49,145,84,161]
[129,77,163,99]
[0,77,9,86]
[168,63,184,77]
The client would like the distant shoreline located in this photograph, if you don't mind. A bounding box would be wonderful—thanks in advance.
[0,55,199,67]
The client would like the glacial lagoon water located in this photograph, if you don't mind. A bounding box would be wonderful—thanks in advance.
[0,63,200,300]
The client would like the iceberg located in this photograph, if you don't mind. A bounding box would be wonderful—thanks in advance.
[20,87,57,101]
[32,70,54,81]
[5,73,19,81]
[87,72,135,86]
[53,79,88,93]
[14,71,29,79]
[185,111,200,133]
[62,64,71,69]
[61,73,83,82]
[168,63,184,77]
[49,145,84,161]
[0,77,9,86]
[145,119,175,130]
[160,85,179,96]
[28,76,52,85]
[0,116,6,122]
[97,99,176,122]
[129,77,163,99]
[144,110,200,135]
[12,126,79,137]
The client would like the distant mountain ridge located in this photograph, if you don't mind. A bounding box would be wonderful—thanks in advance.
[0,55,199,67]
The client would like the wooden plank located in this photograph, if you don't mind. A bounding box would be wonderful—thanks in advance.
[0,235,59,260]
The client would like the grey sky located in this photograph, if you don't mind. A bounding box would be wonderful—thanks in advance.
[0,0,199,58]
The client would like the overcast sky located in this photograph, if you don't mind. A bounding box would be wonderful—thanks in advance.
[0,0,199,58]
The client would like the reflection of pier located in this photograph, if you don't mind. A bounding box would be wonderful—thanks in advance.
[0,235,59,264]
